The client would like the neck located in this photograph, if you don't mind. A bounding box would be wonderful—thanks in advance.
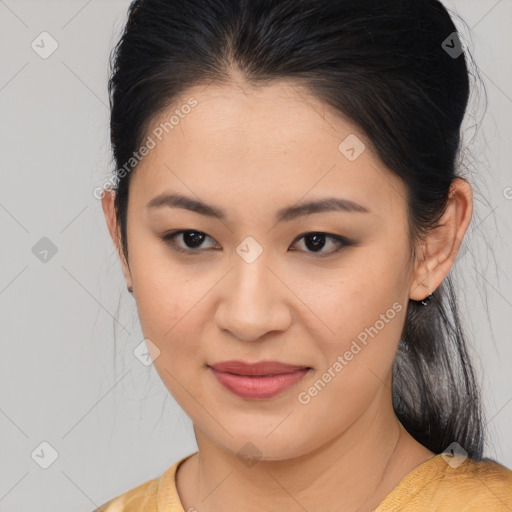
[176,383,434,512]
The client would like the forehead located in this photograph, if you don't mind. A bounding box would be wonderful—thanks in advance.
[156,80,356,157]
[130,80,407,218]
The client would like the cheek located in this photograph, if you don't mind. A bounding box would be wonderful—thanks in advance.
[301,263,406,343]
[294,289,406,431]
[127,244,204,354]
[135,276,206,352]
[132,262,210,405]
[295,256,408,402]
[127,226,200,324]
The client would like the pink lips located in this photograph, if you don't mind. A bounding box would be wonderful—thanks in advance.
[208,360,310,399]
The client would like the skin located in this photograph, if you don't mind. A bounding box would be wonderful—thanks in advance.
[102,78,473,512]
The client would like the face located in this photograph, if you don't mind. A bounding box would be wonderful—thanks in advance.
[107,80,419,461]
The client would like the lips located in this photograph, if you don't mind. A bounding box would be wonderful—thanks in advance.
[208,360,311,399]
[209,360,309,376]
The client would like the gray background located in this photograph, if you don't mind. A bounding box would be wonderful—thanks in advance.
[0,0,510,510]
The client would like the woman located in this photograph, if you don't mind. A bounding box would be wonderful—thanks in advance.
[95,0,512,510]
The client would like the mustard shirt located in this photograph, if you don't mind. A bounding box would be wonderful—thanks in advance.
[93,451,512,511]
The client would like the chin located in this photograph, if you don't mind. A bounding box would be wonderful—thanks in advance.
[202,420,321,463]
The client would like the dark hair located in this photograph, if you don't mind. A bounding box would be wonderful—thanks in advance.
[107,0,486,458]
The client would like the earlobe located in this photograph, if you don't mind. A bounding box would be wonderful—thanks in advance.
[409,178,473,302]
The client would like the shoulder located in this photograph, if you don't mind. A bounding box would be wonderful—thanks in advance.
[420,456,512,509]
[91,452,196,512]
[437,456,512,505]
[91,476,159,512]
[378,455,512,511]
[439,455,512,485]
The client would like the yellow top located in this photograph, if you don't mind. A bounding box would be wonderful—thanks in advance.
[93,451,512,512]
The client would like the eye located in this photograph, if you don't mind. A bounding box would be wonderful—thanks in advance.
[162,230,349,257]
[289,232,349,256]
[161,230,219,253]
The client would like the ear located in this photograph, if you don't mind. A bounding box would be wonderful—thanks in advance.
[409,177,473,301]
[101,190,133,292]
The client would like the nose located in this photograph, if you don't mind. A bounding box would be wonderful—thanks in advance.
[214,254,293,342]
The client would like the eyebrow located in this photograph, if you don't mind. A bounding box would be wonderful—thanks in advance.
[145,193,370,222]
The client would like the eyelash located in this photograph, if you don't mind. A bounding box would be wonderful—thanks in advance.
[160,230,350,257]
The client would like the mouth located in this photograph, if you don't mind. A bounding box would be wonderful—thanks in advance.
[207,360,312,400]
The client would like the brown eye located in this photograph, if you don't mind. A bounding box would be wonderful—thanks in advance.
[290,232,349,256]
[162,230,219,253]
